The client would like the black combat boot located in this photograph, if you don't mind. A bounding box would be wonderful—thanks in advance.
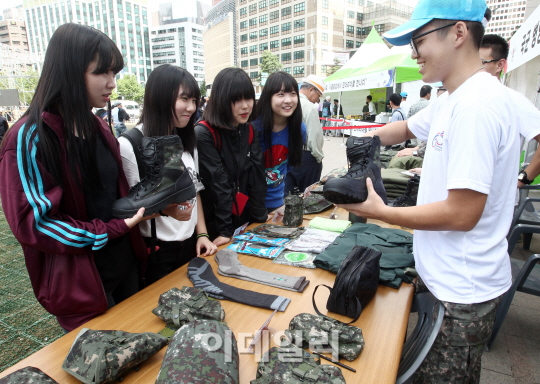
[323,135,388,204]
[392,174,420,207]
[112,135,196,218]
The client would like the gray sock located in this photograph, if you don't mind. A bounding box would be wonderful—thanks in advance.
[215,249,309,293]
[187,257,290,312]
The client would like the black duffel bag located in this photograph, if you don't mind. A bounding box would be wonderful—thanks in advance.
[312,245,382,323]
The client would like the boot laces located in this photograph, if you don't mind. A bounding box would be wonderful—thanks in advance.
[345,145,370,178]
[129,142,161,195]
[394,176,418,206]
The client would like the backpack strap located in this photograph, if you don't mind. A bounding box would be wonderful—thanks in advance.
[119,128,146,180]
[198,120,221,152]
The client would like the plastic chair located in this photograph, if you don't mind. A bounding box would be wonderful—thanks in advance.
[485,254,540,351]
[395,292,445,384]
[507,184,540,254]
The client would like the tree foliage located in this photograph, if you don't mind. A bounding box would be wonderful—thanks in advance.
[200,80,207,97]
[116,74,144,103]
[259,50,283,79]
[326,58,343,77]
[0,70,39,106]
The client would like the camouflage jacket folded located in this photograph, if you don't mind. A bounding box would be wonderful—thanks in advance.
[62,328,168,384]
[285,313,365,362]
[152,286,225,327]
[156,319,239,384]
[251,345,346,384]
[0,367,58,384]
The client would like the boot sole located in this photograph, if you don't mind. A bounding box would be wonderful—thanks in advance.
[322,186,368,204]
[112,184,197,219]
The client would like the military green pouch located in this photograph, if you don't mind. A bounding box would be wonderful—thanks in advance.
[251,345,345,384]
[156,319,239,384]
[0,367,58,384]
[62,328,168,384]
[285,313,365,362]
[152,286,225,327]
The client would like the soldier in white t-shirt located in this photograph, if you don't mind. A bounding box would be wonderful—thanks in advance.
[338,1,518,382]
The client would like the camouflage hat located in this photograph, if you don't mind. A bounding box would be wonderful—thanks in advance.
[251,223,306,239]
[251,345,346,384]
[156,320,239,384]
[285,313,365,362]
[62,328,168,384]
[303,195,332,214]
[152,286,225,327]
[0,367,58,384]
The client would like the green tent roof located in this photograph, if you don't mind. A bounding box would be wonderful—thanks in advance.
[352,53,422,84]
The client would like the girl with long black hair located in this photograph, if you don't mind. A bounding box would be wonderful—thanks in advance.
[0,23,149,331]
[195,67,268,246]
[253,71,306,210]
[118,65,217,285]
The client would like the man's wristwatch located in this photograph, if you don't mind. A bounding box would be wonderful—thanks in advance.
[413,150,418,157]
[518,170,533,185]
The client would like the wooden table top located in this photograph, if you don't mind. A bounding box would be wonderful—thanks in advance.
[0,207,415,384]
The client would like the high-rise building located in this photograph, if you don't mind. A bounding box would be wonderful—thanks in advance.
[22,0,151,83]
[485,0,528,39]
[204,0,236,90]
[235,0,412,91]
[149,0,208,86]
[4,6,26,20]
[0,20,29,50]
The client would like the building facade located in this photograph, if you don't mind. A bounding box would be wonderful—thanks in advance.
[204,0,236,89]
[22,0,151,83]
[149,22,206,86]
[235,0,412,90]
[0,20,29,50]
[485,0,528,38]
[4,6,26,20]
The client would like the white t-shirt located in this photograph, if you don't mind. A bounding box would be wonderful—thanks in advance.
[118,126,205,242]
[509,88,540,204]
[400,100,410,118]
[368,101,376,115]
[111,107,120,124]
[407,72,519,304]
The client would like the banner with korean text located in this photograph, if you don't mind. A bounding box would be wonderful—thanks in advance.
[507,5,540,72]
[325,69,394,92]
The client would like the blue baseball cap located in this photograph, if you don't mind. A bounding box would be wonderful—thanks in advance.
[383,0,487,46]
[400,92,408,97]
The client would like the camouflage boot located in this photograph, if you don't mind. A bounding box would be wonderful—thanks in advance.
[112,135,196,218]
[323,135,388,204]
[392,174,420,207]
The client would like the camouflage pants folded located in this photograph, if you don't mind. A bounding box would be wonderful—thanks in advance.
[413,277,502,384]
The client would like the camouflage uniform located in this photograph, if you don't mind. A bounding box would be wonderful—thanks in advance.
[283,193,304,227]
[412,277,502,384]
[0,367,58,384]
[303,194,332,214]
[156,319,239,384]
[62,328,168,384]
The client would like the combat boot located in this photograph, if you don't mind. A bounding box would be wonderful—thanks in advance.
[392,174,420,207]
[323,135,388,204]
[112,135,196,218]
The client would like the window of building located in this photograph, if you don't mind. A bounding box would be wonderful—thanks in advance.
[260,14,268,23]
[322,32,328,42]
[249,4,257,12]
[294,18,305,30]
[270,0,279,6]
[240,6,247,15]
[294,35,304,45]
[282,37,291,47]
[294,50,304,60]
[250,58,258,66]
[240,21,247,29]
[357,12,363,21]
[346,40,354,48]
[282,52,291,61]
[270,40,279,48]
[241,47,248,54]
[375,24,384,33]
[260,28,268,37]
[282,22,291,32]
[346,25,354,36]
[260,42,268,50]
[356,41,362,48]
[347,10,354,19]
[322,16,328,25]
[293,66,304,75]
[259,0,267,9]
[270,10,279,21]
[250,71,259,79]
[283,67,292,74]
[282,6,291,16]
[250,44,258,52]
[249,17,257,26]
[322,0,328,9]
[294,2,305,14]
[250,31,258,39]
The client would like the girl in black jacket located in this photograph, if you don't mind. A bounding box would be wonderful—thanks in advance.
[195,68,267,246]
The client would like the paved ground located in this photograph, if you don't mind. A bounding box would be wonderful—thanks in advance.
[321,134,540,384]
